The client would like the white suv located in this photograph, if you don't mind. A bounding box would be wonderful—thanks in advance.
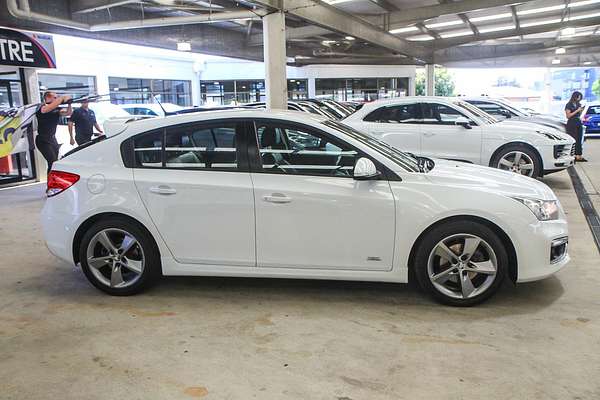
[41,109,569,306]
[344,97,575,178]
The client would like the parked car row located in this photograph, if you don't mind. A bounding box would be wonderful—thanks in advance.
[43,100,571,306]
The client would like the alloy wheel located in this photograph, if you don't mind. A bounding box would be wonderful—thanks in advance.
[427,233,498,299]
[86,228,145,288]
[497,151,535,177]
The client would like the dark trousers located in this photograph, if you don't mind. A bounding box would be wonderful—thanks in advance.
[567,120,583,156]
[75,134,92,146]
[35,136,60,175]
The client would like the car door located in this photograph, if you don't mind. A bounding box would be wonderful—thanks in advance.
[249,119,396,271]
[358,103,422,155]
[420,102,482,163]
[132,120,256,267]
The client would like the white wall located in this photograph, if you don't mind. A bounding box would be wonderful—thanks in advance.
[38,34,202,105]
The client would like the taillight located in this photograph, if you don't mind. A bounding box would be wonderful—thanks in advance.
[47,170,80,197]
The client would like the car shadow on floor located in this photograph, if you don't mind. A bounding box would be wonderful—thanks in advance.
[23,262,565,321]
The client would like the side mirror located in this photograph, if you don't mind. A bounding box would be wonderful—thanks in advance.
[455,116,473,129]
[354,157,381,180]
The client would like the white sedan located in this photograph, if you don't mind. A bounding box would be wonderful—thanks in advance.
[344,97,575,178]
[41,110,569,306]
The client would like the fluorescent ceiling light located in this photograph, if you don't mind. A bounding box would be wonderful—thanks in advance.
[425,20,464,29]
[552,58,561,64]
[569,11,600,21]
[407,35,435,41]
[561,27,577,36]
[323,0,355,4]
[583,61,592,65]
[176,42,191,52]
[555,47,566,54]
[478,25,516,34]
[469,13,513,22]
[570,0,600,8]
[440,30,474,38]
[518,5,566,16]
[345,36,355,40]
[520,18,562,28]
[389,26,419,34]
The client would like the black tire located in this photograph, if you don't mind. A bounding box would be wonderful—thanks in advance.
[490,143,542,178]
[79,217,161,295]
[414,220,508,307]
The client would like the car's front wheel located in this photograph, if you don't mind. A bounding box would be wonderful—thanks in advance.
[491,144,541,178]
[414,220,508,306]
[79,217,160,295]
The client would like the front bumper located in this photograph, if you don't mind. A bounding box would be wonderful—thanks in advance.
[541,143,575,172]
[515,218,570,283]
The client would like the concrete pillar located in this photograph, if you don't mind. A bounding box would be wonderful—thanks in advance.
[425,64,435,96]
[408,76,416,96]
[308,77,316,99]
[24,69,47,182]
[263,11,287,109]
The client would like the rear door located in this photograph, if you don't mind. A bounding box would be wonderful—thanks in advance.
[420,102,482,163]
[358,103,422,155]
[132,120,256,267]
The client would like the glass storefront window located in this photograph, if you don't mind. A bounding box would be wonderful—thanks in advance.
[200,79,308,105]
[38,73,97,100]
[109,77,192,106]
[315,77,409,102]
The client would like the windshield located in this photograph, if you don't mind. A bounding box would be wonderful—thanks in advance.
[454,100,499,124]
[324,120,421,173]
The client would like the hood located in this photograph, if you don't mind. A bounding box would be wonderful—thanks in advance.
[424,159,557,200]
[494,119,572,141]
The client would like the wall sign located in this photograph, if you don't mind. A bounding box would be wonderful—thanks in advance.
[0,28,56,69]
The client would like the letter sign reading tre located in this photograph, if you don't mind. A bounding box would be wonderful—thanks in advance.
[0,28,56,69]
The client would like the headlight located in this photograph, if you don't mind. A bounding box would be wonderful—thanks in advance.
[512,197,559,221]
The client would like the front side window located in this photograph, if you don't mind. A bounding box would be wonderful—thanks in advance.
[134,130,163,168]
[364,103,420,123]
[165,123,238,170]
[255,122,357,177]
[422,103,468,125]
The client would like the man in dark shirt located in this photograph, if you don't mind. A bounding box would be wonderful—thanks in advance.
[68,99,103,146]
[35,91,72,174]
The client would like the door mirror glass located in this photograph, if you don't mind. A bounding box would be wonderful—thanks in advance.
[455,116,473,129]
[354,157,380,180]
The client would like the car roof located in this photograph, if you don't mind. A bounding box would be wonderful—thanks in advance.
[118,108,329,136]
[358,96,461,110]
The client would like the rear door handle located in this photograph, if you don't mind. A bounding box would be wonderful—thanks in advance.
[263,193,292,203]
[149,185,177,195]
[423,132,436,137]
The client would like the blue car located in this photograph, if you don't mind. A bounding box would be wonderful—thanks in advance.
[583,102,600,137]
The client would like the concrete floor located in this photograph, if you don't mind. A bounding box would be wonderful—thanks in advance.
[1,165,599,399]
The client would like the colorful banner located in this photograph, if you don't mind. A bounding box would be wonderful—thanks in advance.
[0,28,56,69]
[0,105,37,158]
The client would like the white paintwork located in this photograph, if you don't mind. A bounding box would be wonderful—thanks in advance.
[41,109,569,290]
[344,96,575,175]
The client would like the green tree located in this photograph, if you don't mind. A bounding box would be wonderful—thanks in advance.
[415,67,456,96]
[592,79,600,99]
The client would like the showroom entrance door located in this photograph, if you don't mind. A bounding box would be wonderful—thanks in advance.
[0,71,37,187]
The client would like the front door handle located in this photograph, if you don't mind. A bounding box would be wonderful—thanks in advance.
[149,185,177,195]
[263,193,292,203]
[423,132,436,137]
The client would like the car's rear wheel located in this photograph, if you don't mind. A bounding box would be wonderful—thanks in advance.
[414,221,508,306]
[491,144,541,178]
[79,218,160,295]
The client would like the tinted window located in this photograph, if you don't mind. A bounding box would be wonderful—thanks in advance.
[364,104,420,123]
[255,123,357,177]
[468,101,512,118]
[422,103,468,125]
[165,123,238,170]
[134,130,163,168]
[587,106,600,115]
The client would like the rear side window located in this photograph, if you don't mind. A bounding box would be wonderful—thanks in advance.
[134,130,163,168]
[164,123,238,170]
[364,104,421,123]
[422,103,468,125]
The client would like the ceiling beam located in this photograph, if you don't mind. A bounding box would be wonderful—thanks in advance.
[248,0,432,61]
[71,0,139,14]
[367,0,399,12]
[434,16,600,49]
[249,25,332,45]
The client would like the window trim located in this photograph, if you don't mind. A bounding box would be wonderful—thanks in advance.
[247,118,390,180]
[420,102,477,126]
[125,119,251,173]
